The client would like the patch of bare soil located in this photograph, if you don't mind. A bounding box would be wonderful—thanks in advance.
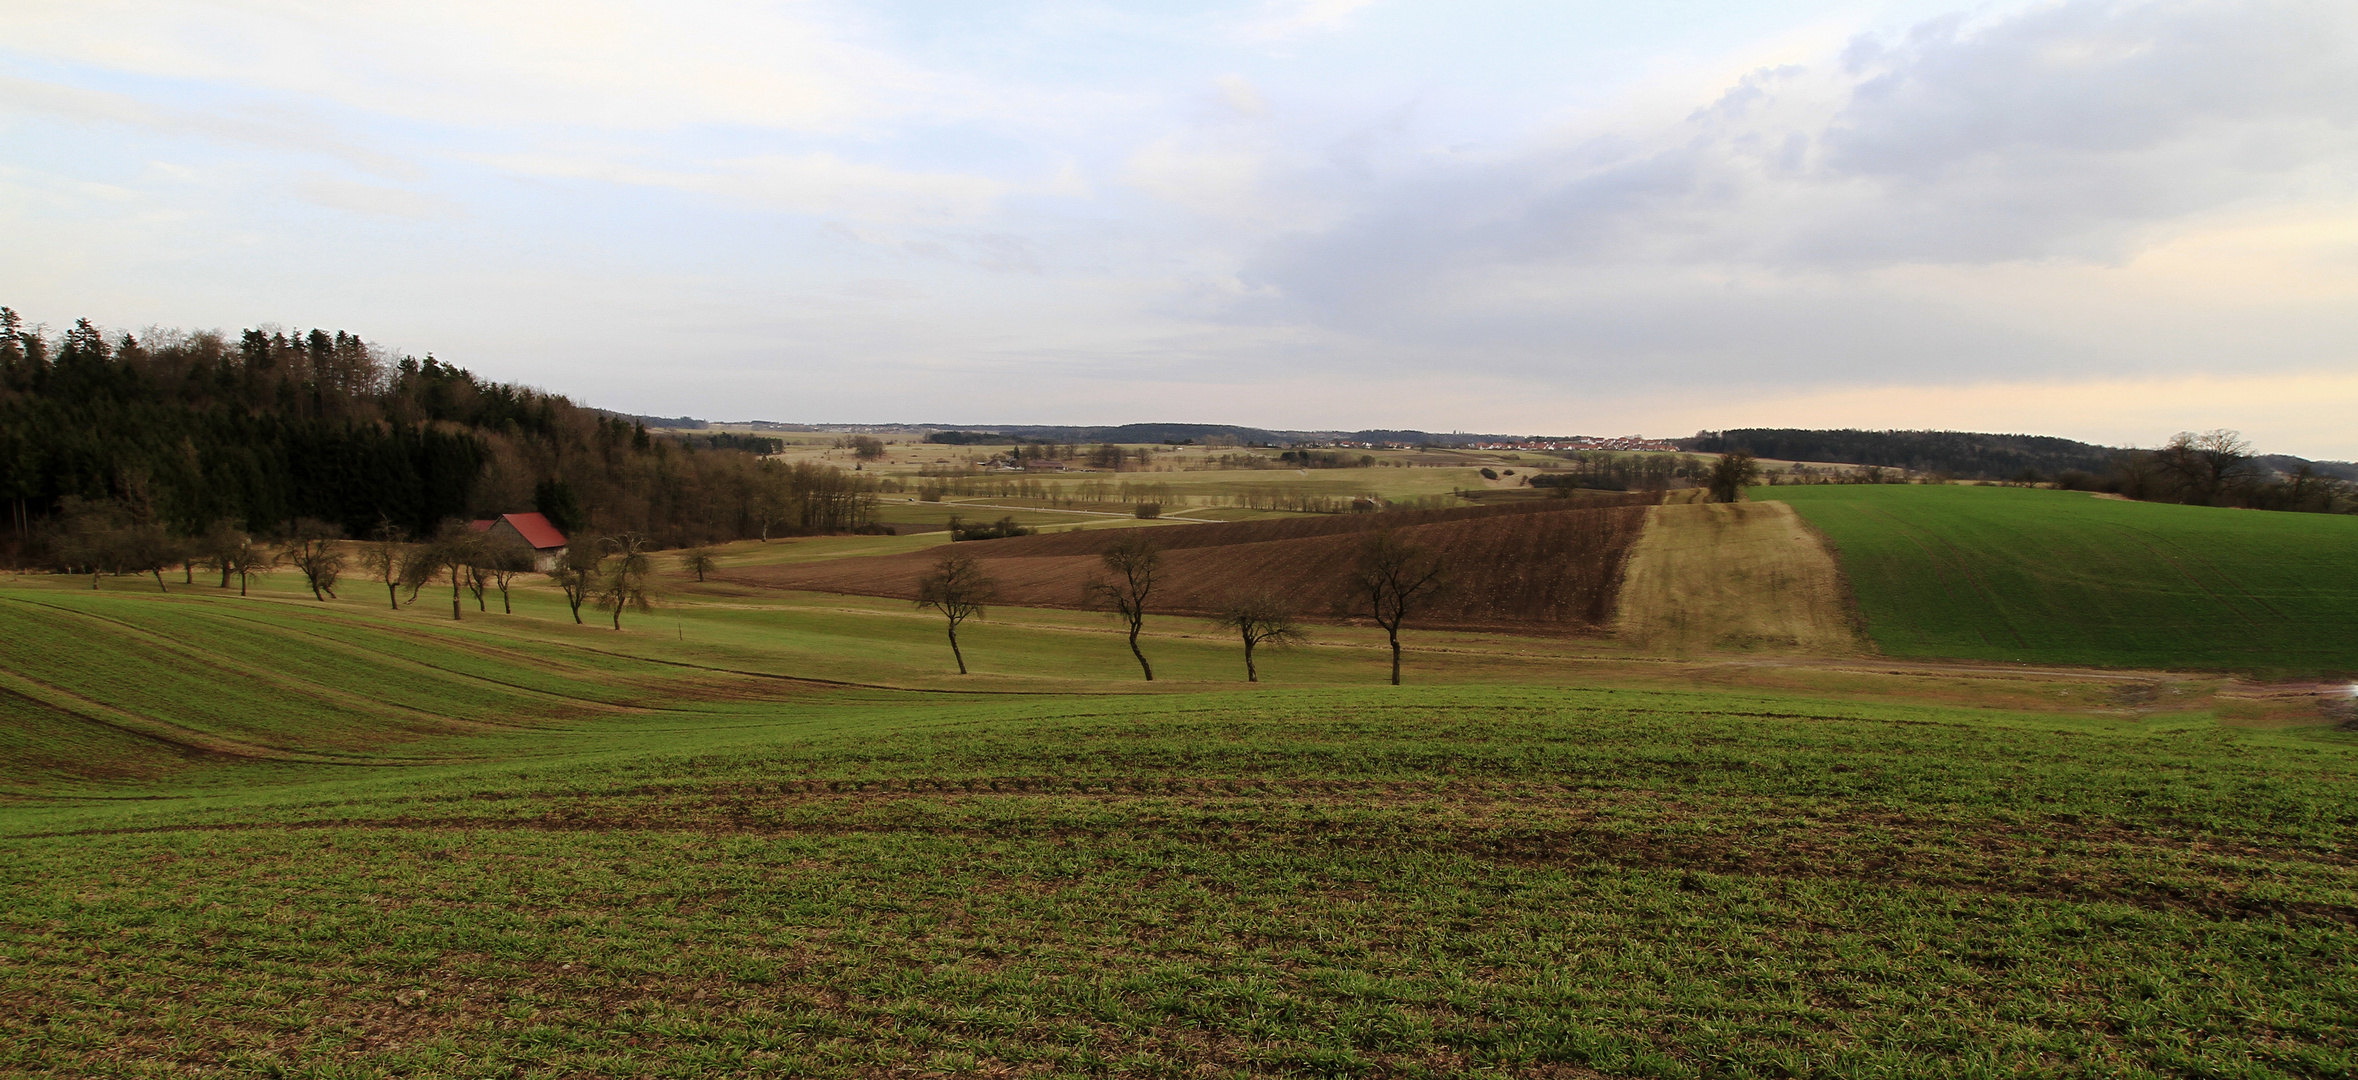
[735,499,1654,631]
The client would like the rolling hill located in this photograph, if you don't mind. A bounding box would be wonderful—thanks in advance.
[1761,484,2358,673]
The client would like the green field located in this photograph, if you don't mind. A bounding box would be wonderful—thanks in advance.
[1760,485,2358,674]
[4,576,2355,1078]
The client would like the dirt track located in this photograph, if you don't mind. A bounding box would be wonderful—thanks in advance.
[733,498,1653,631]
[1614,501,1866,656]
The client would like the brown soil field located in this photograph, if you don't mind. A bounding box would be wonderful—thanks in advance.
[1614,500,1866,656]
[734,496,1655,632]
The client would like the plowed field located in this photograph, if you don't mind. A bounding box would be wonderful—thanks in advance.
[733,497,1654,631]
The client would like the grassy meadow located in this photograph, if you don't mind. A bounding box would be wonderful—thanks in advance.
[5,556,2356,1078]
[1759,485,2358,675]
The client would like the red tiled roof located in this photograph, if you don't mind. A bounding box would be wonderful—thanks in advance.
[467,519,495,532]
[497,512,569,549]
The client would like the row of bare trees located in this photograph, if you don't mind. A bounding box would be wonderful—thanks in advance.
[356,522,657,630]
[45,497,345,599]
[44,494,663,632]
[914,530,1450,684]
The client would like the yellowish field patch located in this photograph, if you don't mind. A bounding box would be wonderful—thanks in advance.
[1615,501,1865,657]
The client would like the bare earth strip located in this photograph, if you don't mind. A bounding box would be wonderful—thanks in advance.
[1616,501,1866,656]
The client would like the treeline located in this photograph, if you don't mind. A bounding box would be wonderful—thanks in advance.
[0,307,885,566]
[1684,429,2116,479]
[2057,431,2354,513]
[1529,452,1711,492]
[1717,426,2354,513]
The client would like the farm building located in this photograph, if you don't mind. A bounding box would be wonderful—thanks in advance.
[468,512,569,570]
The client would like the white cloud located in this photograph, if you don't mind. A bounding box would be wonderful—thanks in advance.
[3,0,914,132]
[292,175,462,220]
[1232,0,1382,43]
[1227,0,2358,385]
[0,75,422,179]
[477,151,1007,223]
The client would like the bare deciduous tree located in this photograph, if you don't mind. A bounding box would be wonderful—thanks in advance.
[214,528,271,597]
[680,547,719,582]
[113,521,183,593]
[360,518,408,610]
[915,549,999,675]
[594,533,656,631]
[1343,530,1448,686]
[1706,450,1761,503]
[51,497,126,589]
[280,518,346,600]
[1084,533,1162,681]
[1211,591,1304,683]
[2158,429,2256,505]
[549,543,603,625]
[483,536,535,614]
[430,520,484,620]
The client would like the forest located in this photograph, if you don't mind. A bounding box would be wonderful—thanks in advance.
[1682,428,2120,478]
[0,309,884,565]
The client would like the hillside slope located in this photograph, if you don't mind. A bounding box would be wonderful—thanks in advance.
[1762,484,2358,673]
[736,499,1653,631]
[4,585,2354,1077]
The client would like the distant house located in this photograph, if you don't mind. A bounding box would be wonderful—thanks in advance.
[468,512,570,571]
[1023,459,1069,472]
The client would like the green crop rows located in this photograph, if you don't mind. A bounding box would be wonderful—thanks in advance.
[5,584,2355,1078]
[1761,484,2358,674]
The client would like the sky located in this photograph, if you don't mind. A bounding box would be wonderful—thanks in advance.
[4,0,2356,455]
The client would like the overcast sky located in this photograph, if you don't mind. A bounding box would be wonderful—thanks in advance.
[5,1,2355,454]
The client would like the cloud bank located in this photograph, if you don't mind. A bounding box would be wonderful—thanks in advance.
[2,0,2355,454]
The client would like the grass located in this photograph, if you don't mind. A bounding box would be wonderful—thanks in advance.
[4,571,2356,1077]
[1758,484,2358,675]
[1614,502,1862,657]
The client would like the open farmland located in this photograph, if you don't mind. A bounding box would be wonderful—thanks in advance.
[4,579,2355,1079]
[1761,484,2358,674]
[736,497,1653,632]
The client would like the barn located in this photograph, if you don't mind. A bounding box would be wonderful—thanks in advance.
[468,512,570,571]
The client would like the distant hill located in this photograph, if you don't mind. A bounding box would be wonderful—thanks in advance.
[1683,428,2358,483]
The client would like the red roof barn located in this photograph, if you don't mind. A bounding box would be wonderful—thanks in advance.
[468,512,570,568]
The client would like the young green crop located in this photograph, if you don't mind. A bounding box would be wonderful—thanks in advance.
[1762,483,2358,674]
[5,577,2355,1078]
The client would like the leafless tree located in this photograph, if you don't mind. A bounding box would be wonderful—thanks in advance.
[593,533,656,630]
[1706,450,1761,503]
[359,518,408,610]
[549,543,603,624]
[50,496,126,588]
[214,529,271,596]
[396,544,439,606]
[430,520,484,620]
[1084,533,1162,681]
[680,547,719,582]
[1343,530,1448,686]
[280,518,346,600]
[2158,429,2257,505]
[113,522,182,593]
[195,519,247,590]
[483,536,535,613]
[915,549,999,674]
[1210,591,1304,683]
